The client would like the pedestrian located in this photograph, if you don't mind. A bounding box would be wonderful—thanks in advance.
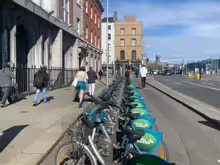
[33,65,49,106]
[140,64,148,89]
[0,63,15,107]
[136,68,139,78]
[74,66,88,108]
[129,67,133,79]
[99,69,103,80]
[87,67,97,96]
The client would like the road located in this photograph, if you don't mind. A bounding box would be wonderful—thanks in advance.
[154,75,220,109]
[134,79,220,165]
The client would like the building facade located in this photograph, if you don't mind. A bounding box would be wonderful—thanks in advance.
[101,17,115,65]
[0,0,103,95]
[115,16,142,64]
[78,0,104,72]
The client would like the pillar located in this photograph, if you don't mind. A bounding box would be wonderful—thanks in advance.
[35,35,43,68]
[10,25,16,67]
[51,29,62,67]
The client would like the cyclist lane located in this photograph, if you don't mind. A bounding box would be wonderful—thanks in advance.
[0,78,112,165]
[133,78,220,165]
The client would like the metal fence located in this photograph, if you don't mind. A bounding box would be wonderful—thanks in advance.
[0,67,77,99]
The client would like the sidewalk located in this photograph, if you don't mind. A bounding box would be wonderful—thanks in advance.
[0,78,113,165]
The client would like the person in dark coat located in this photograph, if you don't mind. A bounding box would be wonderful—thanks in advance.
[33,65,49,106]
[87,67,97,96]
[98,69,103,80]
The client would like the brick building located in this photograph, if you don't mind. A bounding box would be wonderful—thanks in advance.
[78,0,104,71]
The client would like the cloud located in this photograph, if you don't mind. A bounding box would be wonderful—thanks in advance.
[102,0,220,62]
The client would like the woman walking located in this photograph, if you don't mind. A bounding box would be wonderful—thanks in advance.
[74,66,88,108]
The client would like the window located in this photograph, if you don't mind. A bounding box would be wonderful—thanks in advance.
[95,12,97,24]
[132,50,136,60]
[108,25,111,30]
[77,18,80,33]
[86,26,88,40]
[120,39,125,46]
[132,28,136,35]
[98,17,100,28]
[95,34,97,46]
[86,0,88,13]
[108,33,111,40]
[108,44,111,51]
[120,28,125,35]
[98,37,100,48]
[120,50,125,60]
[91,31,93,43]
[91,6,93,19]
[61,0,69,24]
[132,39,136,46]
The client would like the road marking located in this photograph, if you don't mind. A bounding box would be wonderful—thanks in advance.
[173,82,181,85]
[0,132,3,136]
[182,81,220,91]
[201,82,214,85]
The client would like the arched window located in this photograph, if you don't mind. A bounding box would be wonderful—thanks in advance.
[120,50,125,60]
[132,50,136,60]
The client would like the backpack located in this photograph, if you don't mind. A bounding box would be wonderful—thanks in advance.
[34,73,44,88]
[125,70,130,78]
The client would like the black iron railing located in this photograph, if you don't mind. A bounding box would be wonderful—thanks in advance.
[0,67,77,99]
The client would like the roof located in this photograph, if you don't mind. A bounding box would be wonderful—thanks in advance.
[102,17,115,22]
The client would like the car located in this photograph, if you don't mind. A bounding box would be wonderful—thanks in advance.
[163,70,172,76]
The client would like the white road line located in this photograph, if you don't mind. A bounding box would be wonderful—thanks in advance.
[0,132,3,136]
[182,81,220,91]
[201,82,214,85]
[173,82,181,85]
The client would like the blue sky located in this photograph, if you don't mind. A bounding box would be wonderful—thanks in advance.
[102,0,220,63]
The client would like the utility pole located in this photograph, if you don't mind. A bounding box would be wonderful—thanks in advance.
[106,0,109,86]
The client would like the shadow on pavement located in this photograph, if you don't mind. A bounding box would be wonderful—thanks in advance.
[198,120,220,131]
[0,125,29,152]
[11,96,27,105]
[34,96,55,106]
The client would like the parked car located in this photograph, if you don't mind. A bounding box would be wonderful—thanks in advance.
[163,70,172,76]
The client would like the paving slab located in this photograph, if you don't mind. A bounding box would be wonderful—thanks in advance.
[0,78,114,165]
[146,77,220,125]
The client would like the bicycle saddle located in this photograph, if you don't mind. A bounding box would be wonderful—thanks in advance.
[121,128,145,141]
[124,113,140,120]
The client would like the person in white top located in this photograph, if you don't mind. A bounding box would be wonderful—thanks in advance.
[139,64,148,88]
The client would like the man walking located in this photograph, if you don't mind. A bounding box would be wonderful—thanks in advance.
[0,63,15,107]
[140,64,148,89]
[87,67,97,96]
[33,65,49,106]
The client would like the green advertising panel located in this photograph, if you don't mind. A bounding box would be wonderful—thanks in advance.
[135,133,157,152]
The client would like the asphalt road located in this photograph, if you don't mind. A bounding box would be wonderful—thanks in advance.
[154,75,220,109]
[134,78,220,165]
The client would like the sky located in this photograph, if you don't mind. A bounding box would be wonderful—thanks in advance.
[102,0,220,63]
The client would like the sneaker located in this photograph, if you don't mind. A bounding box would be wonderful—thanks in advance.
[0,103,6,108]
[33,102,37,106]
[78,102,83,108]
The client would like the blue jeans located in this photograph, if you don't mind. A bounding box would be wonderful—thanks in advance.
[1,87,12,105]
[34,87,48,103]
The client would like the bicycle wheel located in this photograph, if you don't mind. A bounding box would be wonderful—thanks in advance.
[55,141,97,165]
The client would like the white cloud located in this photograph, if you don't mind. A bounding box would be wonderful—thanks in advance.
[105,0,220,61]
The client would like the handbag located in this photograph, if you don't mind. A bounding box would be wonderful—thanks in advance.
[72,75,78,87]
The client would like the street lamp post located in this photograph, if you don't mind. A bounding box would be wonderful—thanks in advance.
[106,0,109,86]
